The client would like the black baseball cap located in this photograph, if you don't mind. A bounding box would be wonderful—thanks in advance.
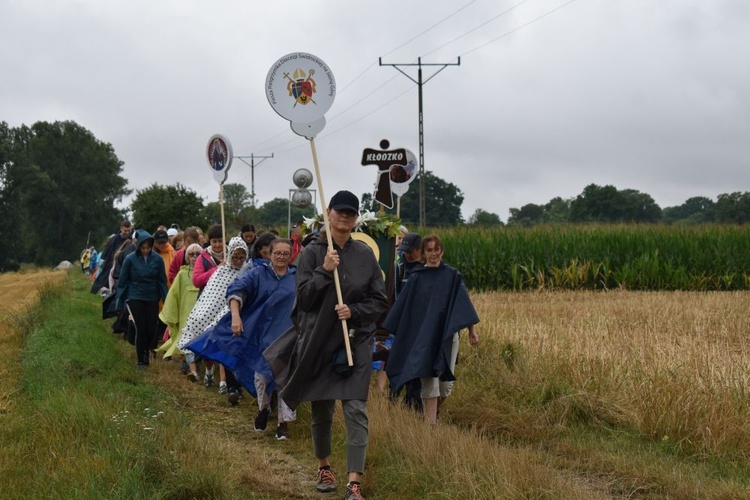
[153,230,169,243]
[399,233,422,252]
[328,190,359,214]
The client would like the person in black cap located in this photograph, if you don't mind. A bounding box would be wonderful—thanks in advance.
[153,229,175,282]
[387,232,425,411]
[265,190,387,500]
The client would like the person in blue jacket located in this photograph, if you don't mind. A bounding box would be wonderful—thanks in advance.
[187,238,297,439]
[116,229,168,369]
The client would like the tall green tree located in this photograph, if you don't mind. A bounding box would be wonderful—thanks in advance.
[0,122,21,270]
[507,203,545,226]
[3,121,129,265]
[544,197,572,222]
[222,183,252,226]
[130,183,208,232]
[714,192,750,224]
[201,201,223,227]
[569,184,662,223]
[468,208,503,226]
[507,197,572,226]
[361,171,464,227]
[663,196,715,223]
[256,197,318,232]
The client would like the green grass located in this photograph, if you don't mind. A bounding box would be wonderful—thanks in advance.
[0,274,235,499]
[5,272,750,498]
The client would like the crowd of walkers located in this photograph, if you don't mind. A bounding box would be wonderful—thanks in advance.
[86,191,480,500]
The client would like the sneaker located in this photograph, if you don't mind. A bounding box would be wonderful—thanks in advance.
[345,482,364,500]
[136,363,147,371]
[204,373,214,388]
[275,422,289,440]
[187,372,199,383]
[254,408,270,432]
[180,360,189,375]
[218,381,227,394]
[228,389,240,406]
[315,466,336,493]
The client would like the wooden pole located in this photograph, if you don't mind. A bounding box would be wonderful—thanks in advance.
[309,138,353,366]
[220,183,227,259]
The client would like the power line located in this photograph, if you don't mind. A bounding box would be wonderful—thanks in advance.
[460,0,581,57]
[241,0,582,166]
[242,1,482,153]
[380,57,461,228]
[423,0,532,58]
[381,0,481,59]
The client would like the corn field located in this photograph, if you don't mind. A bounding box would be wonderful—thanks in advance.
[437,224,750,291]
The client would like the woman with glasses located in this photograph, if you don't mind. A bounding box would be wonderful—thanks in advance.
[156,243,202,361]
[384,234,480,425]
[115,229,168,369]
[188,238,298,439]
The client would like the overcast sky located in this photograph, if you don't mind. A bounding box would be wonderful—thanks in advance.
[2,0,748,224]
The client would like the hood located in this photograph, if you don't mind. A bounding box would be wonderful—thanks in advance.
[227,236,248,269]
[134,229,154,250]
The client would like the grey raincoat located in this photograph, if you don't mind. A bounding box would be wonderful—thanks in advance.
[265,236,387,410]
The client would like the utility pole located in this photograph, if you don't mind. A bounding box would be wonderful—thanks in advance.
[379,56,460,228]
[235,153,274,207]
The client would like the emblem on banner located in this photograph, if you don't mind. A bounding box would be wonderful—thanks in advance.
[208,138,228,171]
[286,68,317,107]
[206,134,233,184]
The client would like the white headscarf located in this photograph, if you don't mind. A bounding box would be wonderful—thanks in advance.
[177,237,248,352]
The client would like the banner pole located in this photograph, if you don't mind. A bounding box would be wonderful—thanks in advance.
[220,183,227,259]
[309,138,353,366]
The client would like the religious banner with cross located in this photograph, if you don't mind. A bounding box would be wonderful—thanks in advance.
[361,139,407,208]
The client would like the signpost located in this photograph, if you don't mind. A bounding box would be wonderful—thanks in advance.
[266,52,354,366]
[206,134,233,249]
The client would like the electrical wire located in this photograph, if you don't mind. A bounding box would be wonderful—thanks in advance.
[240,0,581,163]
[242,0,483,152]
[380,0,481,59]
[460,0,580,57]
[423,0,532,58]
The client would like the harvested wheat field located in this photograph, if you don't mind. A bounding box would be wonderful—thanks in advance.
[0,269,67,414]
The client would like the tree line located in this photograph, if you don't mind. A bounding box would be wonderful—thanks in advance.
[0,121,129,271]
[505,184,750,227]
[129,182,316,237]
[2,119,747,270]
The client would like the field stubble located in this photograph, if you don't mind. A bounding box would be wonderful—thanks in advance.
[445,289,750,496]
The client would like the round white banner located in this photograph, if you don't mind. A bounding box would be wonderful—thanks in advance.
[206,134,233,184]
[266,52,336,123]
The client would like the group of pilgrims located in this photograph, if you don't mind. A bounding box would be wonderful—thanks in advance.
[89,190,479,500]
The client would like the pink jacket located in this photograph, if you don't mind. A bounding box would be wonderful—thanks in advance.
[192,249,220,290]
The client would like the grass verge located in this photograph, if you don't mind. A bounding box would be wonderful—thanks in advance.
[4,272,750,498]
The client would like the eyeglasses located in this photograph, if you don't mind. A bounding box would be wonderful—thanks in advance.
[187,252,201,257]
[272,251,291,258]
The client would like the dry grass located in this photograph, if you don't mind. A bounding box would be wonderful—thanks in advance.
[5,271,750,498]
[0,269,66,414]
[443,289,750,496]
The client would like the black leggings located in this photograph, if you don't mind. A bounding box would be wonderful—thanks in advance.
[126,299,160,365]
